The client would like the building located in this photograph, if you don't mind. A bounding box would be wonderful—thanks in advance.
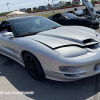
[38,6,45,11]
[45,4,52,10]
[72,0,80,6]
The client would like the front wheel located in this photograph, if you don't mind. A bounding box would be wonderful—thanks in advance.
[23,52,45,80]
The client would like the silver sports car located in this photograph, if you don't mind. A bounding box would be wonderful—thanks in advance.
[0,16,100,81]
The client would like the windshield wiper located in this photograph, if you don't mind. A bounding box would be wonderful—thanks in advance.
[43,26,61,32]
[19,32,38,37]
[51,26,61,29]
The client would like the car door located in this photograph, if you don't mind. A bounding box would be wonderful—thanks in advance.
[0,21,17,60]
[59,16,73,25]
[52,18,62,25]
[51,15,63,25]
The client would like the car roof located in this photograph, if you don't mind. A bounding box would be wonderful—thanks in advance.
[3,16,41,22]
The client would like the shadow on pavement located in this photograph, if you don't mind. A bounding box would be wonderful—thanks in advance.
[0,54,100,100]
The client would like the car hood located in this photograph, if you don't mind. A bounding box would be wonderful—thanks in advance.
[82,0,96,19]
[24,26,99,49]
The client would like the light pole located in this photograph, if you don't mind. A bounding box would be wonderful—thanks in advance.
[52,0,54,13]
[6,3,9,12]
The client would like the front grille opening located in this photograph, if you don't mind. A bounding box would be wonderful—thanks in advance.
[63,74,81,78]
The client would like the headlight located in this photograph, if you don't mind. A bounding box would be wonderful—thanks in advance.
[55,46,87,58]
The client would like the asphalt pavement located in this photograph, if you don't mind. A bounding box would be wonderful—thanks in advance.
[0,52,100,100]
[0,4,100,100]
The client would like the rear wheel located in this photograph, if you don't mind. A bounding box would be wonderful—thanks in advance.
[23,52,45,80]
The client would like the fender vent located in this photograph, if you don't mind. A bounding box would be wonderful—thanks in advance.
[83,39,99,49]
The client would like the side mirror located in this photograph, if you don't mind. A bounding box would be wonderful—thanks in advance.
[2,32,14,38]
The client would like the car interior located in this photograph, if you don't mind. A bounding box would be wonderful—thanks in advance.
[0,22,12,34]
[53,13,62,19]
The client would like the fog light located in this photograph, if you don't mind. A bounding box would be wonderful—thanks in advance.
[94,63,100,72]
[59,66,79,73]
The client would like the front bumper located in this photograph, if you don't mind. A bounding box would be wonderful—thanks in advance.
[44,63,100,82]
[42,47,100,82]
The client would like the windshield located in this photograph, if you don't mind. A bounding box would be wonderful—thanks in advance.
[12,17,61,37]
[62,13,78,19]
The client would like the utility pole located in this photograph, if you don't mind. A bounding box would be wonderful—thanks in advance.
[6,3,9,12]
[52,0,54,13]
[48,0,49,4]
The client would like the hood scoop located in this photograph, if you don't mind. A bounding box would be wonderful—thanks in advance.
[25,26,99,49]
[83,39,99,48]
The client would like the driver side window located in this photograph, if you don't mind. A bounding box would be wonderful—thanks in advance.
[0,22,12,34]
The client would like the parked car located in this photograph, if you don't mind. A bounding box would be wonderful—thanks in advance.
[0,16,100,82]
[71,8,100,19]
[47,12,99,29]
[68,0,100,19]
[72,0,80,6]
[95,10,100,19]
[96,10,100,14]
[38,6,45,11]
[53,4,60,9]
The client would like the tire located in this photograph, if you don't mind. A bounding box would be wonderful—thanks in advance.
[23,52,45,80]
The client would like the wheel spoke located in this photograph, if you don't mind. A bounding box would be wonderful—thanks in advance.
[25,55,39,77]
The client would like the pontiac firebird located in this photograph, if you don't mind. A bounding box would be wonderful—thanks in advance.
[0,16,100,82]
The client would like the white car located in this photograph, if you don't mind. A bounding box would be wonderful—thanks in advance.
[0,16,100,81]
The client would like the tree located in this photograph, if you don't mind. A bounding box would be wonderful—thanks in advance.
[59,1,63,3]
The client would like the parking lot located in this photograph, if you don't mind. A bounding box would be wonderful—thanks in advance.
[0,4,100,100]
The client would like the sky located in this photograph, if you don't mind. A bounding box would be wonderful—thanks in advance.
[0,0,73,13]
